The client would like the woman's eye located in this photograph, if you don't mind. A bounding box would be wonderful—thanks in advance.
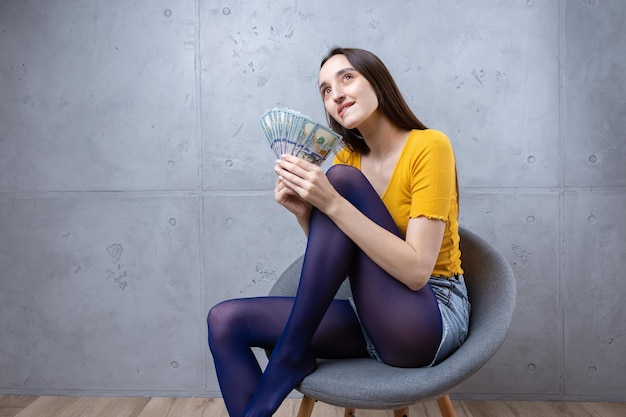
[343,74,353,81]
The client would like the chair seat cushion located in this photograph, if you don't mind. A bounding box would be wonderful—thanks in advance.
[297,358,443,409]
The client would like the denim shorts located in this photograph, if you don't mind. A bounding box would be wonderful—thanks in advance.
[428,274,471,366]
[348,274,470,367]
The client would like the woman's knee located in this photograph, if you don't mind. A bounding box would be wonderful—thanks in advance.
[326,164,368,196]
[207,300,242,340]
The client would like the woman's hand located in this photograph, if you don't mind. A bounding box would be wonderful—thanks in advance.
[274,173,312,223]
[274,154,340,213]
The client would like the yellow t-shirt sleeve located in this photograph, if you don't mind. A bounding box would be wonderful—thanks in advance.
[408,130,456,221]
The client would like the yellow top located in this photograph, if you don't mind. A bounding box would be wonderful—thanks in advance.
[333,129,463,277]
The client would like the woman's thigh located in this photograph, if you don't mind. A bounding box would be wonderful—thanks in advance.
[210,296,369,358]
[349,263,443,367]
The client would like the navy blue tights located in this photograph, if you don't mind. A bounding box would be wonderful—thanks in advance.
[207,165,442,417]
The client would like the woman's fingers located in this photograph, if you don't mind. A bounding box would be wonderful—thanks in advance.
[275,155,321,187]
[279,154,319,176]
[274,156,338,212]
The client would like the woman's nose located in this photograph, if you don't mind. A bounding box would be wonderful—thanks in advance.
[332,87,345,102]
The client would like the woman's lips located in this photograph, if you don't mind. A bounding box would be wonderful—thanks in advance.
[338,102,354,117]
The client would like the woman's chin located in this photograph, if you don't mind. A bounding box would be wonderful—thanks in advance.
[337,116,359,130]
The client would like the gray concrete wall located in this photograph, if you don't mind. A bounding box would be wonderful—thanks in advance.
[0,0,624,401]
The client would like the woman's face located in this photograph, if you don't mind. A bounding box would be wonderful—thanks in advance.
[318,54,379,130]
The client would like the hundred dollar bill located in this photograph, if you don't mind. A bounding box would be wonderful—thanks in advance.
[295,123,342,165]
[259,107,342,165]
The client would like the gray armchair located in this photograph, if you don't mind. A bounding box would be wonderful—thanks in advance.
[268,226,517,417]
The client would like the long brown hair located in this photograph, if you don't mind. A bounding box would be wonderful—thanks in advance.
[320,47,428,154]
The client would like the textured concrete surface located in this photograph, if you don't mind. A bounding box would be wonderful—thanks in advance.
[0,0,624,401]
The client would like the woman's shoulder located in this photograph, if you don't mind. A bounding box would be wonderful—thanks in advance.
[407,129,453,153]
[410,128,450,143]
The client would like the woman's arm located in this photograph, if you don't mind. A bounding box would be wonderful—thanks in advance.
[275,155,444,290]
[323,193,444,290]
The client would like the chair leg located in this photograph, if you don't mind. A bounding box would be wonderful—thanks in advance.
[344,408,356,417]
[436,395,456,417]
[296,395,316,417]
[393,407,409,417]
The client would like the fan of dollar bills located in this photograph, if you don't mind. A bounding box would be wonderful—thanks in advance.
[259,107,343,166]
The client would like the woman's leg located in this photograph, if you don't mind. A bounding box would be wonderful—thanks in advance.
[332,166,443,367]
[242,165,442,417]
[207,296,368,417]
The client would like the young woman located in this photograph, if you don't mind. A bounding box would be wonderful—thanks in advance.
[207,47,470,417]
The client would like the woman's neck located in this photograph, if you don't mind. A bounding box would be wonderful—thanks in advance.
[359,114,411,160]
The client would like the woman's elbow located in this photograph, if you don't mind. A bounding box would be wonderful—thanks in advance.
[405,269,432,291]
